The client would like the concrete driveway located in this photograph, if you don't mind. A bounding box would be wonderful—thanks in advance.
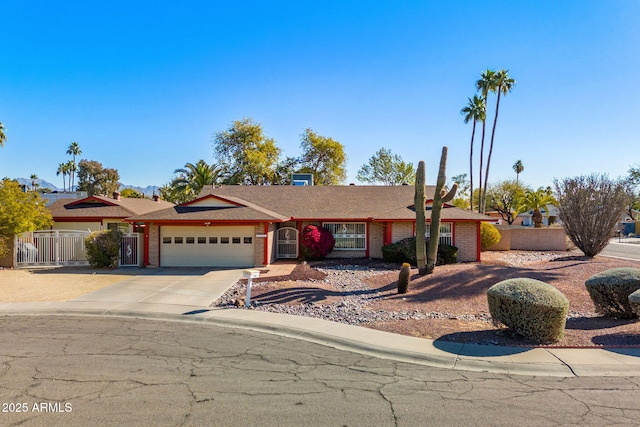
[69,267,243,313]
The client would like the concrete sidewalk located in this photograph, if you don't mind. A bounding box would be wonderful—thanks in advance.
[2,264,640,378]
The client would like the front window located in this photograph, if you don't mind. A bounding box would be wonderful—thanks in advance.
[425,222,453,246]
[323,222,366,250]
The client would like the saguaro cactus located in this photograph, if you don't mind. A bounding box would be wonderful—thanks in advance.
[414,161,427,275]
[426,147,458,274]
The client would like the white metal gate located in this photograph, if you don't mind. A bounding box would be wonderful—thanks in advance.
[15,230,91,267]
[277,227,298,258]
[15,230,141,268]
[119,233,141,267]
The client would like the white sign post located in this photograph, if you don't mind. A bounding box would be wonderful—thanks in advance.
[242,270,260,308]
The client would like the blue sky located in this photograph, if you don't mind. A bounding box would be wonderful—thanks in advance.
[1,1,639,191]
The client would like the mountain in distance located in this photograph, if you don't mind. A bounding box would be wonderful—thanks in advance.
[14,178,160,197]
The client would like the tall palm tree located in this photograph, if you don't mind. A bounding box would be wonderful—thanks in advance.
[513,160,524,187]
[461,95,486,210]
[171,160,221,202]
[56,163,69,192]
[475,69,496,213]
[519,188,557,228]
[30,174,39,191]
[0,122,6,148]
[481,69,515,213]
[66,141,82,190]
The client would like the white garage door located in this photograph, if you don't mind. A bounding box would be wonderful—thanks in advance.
[160,226,255,267]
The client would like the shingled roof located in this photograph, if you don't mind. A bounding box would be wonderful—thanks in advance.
[48,195,174,219]
[127,185,491,223]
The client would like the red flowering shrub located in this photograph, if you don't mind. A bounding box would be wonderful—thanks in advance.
[301,225,335,260]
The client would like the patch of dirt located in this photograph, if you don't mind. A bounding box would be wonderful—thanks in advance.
[233,252,640,348]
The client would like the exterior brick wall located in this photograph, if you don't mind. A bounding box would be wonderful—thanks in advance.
[490,226,567,251]
[454,222,479,262]
[147,224,160,267]
[392,222,414,242]
[254,223,267,267]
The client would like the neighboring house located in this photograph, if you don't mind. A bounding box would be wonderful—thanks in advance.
[128,185,492,268]
[517,204,560,227]
[48,191,174,233]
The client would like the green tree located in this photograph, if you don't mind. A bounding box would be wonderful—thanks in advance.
[513,160,524,187]
[627,164,640,220]
[166,160,221,203]
[66,141,82,190]
[475,69,496,213]
[0,179,53,255]
[273,156,300,185]
[212,118,281,185]
[356,148,414,185]
[482,69,515,213]
[77,160,120,196]
[120,188,145,198]
[519,187,557,228]
[56,162,70,192]
[298,128,347,186]
[449,173,470,209]
[0,122,6,148]
[461,95,485,209]
[486,180,527,225]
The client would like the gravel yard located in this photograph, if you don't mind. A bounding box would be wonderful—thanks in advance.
[213,251,640,347]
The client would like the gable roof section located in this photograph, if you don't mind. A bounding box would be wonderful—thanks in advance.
[48,195,174,220]
[202,185,490,222]
[129,194,289,223]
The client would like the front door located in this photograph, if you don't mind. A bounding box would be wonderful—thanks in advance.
[277,227,298,258]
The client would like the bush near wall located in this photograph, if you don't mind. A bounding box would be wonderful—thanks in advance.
[480,222,501,251]
[381,237,458,265]
[301,225,335,261]
[85,230,122,268]
[585,268,640,319]
[487,278,569,343]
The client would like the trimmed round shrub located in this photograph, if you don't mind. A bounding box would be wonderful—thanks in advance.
[85,230,122,268]
[629,289,640,317]
[487,278,569,343]
[480,222,501,251]
[301,225,335,261]
[585,268,640,318]
[380,237,457,266]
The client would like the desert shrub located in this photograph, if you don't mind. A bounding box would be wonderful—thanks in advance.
[487,278,569,343]
[301,225,335,261]
[480,222,501,251]
[381,237,457,266]
[584,268,640,318]
[554,174,630,257]
[629,289,640,317]
[85,230,122,268]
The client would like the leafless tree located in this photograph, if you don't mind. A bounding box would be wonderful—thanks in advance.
[554,174,630,257]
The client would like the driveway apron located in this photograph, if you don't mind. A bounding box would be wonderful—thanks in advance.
[70,267,242,312]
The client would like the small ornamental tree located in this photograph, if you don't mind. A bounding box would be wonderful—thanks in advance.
[301,225,335,260]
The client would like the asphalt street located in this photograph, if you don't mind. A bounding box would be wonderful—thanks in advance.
[1,316,639,427]
[601,240,640,261]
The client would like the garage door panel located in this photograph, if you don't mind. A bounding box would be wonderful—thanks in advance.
[161,226,255,267]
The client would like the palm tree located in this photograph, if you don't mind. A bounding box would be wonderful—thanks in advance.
[513,160,524,187]
[66,141,82,190]
[481,69,515,213]
[171,160,221,202]
[519,187,557,228]
[56,163,69,192]
[0,122,6,148]
[475,69,496,213]
[30,174,39,191]
[461,95,486,210]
